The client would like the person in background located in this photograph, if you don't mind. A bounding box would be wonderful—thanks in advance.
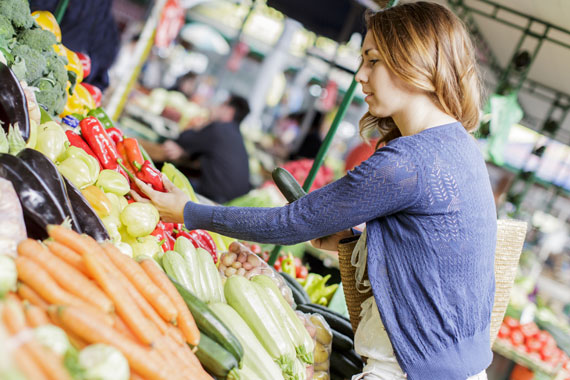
[133,3,496,379]
[30,0,120,90]
[140,94,251,204]
[289,111,325,161]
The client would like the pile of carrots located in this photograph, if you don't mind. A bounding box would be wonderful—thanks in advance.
[3,225,213,380]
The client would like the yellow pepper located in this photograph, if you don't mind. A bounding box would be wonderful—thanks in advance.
[81,185,113,218]
[60,82,95,117]
[32,11,62,42]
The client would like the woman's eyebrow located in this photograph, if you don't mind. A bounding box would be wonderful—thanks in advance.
[363,48,372,56]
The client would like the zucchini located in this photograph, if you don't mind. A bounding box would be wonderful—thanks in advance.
[224,275,296,373]
[296,303,354,339]
[174,236,205,301]
[210,302,284,380]
[171,278,244,365]
[279,272,310,304]
[195,332,241,380]
[252,275,314,364]
[196,247,225,303]
[272,167,306,203]
[162,250,194,294]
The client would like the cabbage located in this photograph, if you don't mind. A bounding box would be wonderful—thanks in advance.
[79,344,129,380]
[34,325,71,356]
[0,255,17,297]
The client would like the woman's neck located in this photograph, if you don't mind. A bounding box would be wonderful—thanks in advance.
[392,95,458,136]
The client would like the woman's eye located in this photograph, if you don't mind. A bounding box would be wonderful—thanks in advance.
[369,59,378,66]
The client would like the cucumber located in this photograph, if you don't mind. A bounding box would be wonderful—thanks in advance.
[272,167,307,203]
[170,278,244,366]
[279,272,310,304]
[296,303,354,339]
[195,332,241,380]
[332,329,354,352]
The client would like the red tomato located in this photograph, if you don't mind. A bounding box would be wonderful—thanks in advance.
[498,324,510,339]
[520,322,539,339]
[250,244,261,254]
[504,316,520,329]
[510,330,524,347]
[297,266,308,279]
[525,337,543,352]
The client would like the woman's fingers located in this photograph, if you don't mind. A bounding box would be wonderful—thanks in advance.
[130,190,150,203]
[161,173,177,193]
[134,177,157,199]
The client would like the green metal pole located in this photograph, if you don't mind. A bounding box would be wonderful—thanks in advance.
[54,0,70,24]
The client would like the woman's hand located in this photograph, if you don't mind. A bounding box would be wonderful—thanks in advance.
[310,229,355,251]
[130,174,189,223]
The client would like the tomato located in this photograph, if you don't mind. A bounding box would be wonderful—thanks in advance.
[504,316,520,329]
[498,324,510,339]
[525,337,543,352]
[297,266,309,279]
[538,331,556,348]
[510,330,524,347]
[520,322,539,339]
[249,244,261,254]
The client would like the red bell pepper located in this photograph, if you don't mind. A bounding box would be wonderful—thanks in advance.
[192,230,217,260]
[151,222,175,252]
[106,127,124,145]
[133,160,165,192]
[76,52,91,78]
[165,231,176,251]
[81,82,101,107]
[80,117,124,174]
[117,159,149,199]
[65,130,101,168]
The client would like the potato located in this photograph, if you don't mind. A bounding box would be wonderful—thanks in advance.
[315,324,332,345]
[314,343,329,364]
[313,371,330,380]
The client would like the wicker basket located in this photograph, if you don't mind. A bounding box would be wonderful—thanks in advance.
[338,236,372,334]
[337,219,527,345]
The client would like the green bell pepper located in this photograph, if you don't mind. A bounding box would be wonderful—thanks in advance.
[58,146,100,189]
[120,202,159,238]
[96,169,130,196]
[34,121,69,162]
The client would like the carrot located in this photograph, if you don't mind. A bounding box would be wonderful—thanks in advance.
[57,305,172,380]
[18,283,49,309]
[19,239,114,313]
[12,345,49,380]
[3,297,72,380]
[25,303,50,327]
[47,225,102,258]
[168,325,185,345]
[153,337,186,374]
[114,314,139,343]
[140,259,200,346]
[130,373,146,380]
[102,243,178,323]
[83,250,157,346]
[45,240,88,275]
[15,256,114,326]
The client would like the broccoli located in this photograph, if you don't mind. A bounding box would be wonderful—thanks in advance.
[0,15,15,40]
[17,28,57,52]
[46,53,68,89]
[0,0,35,30]
[35,78,67,116]
[10,43,47,84]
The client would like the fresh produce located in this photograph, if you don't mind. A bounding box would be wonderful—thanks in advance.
[0,255,17,297]
[79,117,124,173]
[272,167,307,203]
[65,130,100,163]
[96,169,130,196]
[0,153,68,239]
[280,159,334,193]
[17,148,82,233]
[194,332,241,380]
[33,324,71,356]
[163,250,195,294]
[170,237,201,296]
[0,179,27,257]
[281,272,311,305]
[225,275,296,373]
[162,162,199,203]
[31,10,61,42]
[210,302,284,380]
[296,303,354,341]
[170,279,244,365]
[196,248,225,303]
[78,344,130,380]
[301,273,339,306]
[0,61,30,141]
[34,121,69,163]
[7,124,26,155]
[120,202,159,238]
[252,275,314,364]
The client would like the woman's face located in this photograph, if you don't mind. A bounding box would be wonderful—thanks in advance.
[356,31,410,118]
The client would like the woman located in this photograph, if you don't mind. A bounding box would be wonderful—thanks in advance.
[133,2,497,379]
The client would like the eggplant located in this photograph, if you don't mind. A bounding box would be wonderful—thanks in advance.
[62,176,110,242]
[0,62,30,141]
[17,148,82,233]
[0,153,67,236]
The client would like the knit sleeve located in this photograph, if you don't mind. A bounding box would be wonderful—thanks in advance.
[184,143,422,245]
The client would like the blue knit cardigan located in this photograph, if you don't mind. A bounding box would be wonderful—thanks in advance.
[185,122,497,379]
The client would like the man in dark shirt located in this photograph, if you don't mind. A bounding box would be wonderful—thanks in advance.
[143,95,251,204]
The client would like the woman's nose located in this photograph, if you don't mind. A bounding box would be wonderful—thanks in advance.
[355,66,367,84]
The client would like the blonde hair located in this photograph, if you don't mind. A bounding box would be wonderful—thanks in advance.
[359,1,482,144]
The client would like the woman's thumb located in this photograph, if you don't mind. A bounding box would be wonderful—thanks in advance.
[161,173,177,192]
